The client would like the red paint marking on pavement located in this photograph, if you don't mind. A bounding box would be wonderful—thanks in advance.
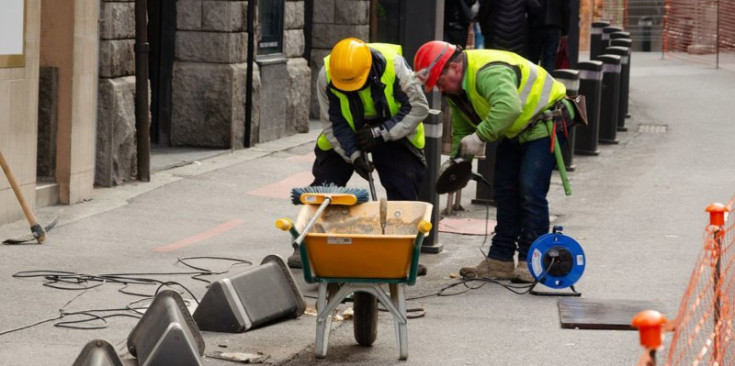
[155,219,246,252]
[247,170,313,199]
[286,151,315,162]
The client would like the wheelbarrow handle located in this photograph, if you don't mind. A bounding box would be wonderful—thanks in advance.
[292,197,332,249]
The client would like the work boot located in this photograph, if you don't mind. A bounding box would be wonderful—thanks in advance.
[287,248,302,269]
[514,261,535,283]
[459,258,515,279]
[416,263,428,276]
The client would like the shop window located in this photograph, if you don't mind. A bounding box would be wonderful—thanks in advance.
[258,0,284,55]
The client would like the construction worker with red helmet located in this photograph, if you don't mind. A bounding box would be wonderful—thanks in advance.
[287,38,430,270]
[414,40,575,282]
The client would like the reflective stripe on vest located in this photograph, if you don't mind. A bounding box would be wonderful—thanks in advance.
[317,43,425,150]
[464,50,567,138]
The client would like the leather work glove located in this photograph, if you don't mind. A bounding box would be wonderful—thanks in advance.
[351,154,375,181]
[459,133,486,156]
[356,125,386,151]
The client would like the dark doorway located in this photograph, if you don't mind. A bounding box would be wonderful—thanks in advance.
[148,0,176,146]
[373,0,403,44]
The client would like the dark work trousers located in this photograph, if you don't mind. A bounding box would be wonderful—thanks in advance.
[529,27,561,71]
[445,27,470,49]
[311,140,426,201]
[488,131,567,262]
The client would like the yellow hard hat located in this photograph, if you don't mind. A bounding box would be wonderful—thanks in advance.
[329,38,372,91]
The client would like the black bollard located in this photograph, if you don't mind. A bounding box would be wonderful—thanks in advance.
[418,92,444,253]
[605,46,631,131]
[574,61,603,155]
[602,26,623,53]
[639,17,654,52]
[590,21,610,60]
[610,31,631,41]
[471,142,497,206]
[596,54,622,144]
[552,69,579,171]
[611,38,633,119]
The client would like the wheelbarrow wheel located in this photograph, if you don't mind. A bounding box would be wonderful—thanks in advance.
[353,292,378,346]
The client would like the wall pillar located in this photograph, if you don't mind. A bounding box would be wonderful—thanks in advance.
[40,0,99,203]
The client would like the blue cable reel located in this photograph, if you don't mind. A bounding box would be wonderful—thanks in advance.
[527,226,585,296]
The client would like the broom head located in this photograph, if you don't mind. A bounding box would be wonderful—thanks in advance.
[291,185,369,205]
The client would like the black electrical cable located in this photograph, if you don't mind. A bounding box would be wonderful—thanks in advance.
[1,256,252,337]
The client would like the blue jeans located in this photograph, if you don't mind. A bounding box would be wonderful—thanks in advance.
[488,132,565,262]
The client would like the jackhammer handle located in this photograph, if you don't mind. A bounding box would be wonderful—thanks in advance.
[544,120,572,196]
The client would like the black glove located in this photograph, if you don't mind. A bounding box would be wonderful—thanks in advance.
[352,154,374,181]
[356,125,385,151]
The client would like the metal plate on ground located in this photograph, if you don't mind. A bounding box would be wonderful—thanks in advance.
[558,298,665,330]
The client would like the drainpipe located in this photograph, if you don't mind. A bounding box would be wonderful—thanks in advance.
[244,0,256,147]
[135,0,150,181]
[304,0,313,59]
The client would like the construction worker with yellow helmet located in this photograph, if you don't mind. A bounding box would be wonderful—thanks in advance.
[414,40,576,283]
[288,38,430,270]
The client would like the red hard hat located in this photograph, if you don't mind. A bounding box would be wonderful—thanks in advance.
[413,41,457,92]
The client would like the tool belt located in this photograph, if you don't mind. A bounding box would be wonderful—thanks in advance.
[525,95,588,136]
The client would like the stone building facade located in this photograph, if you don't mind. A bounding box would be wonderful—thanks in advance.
[97,0,137,187]
[95,0,312,187]
[308,0,370,118]
[0,0,381,224]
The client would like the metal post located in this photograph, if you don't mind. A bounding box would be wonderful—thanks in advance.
[574,61,603,155]
[418,91,443,253]
[611,38,633,119]
[639,17,653,52]
[471,142,496,205]
[602,26,622,53]
[706,203,728,364]
[596,54,621,144]
[552,69,579,172]
[135,0,151,181]
[244,0,256,147]
[610,31,630,40]
[401,0,444,254]
[716,0,720,69]
[590,21,610,60]
[604,46,631,132]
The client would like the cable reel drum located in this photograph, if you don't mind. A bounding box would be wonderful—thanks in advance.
[527,226,585,296]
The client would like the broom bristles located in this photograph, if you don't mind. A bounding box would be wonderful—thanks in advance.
[291,184,369,205]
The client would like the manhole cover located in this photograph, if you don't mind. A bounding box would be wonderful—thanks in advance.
[638,124,668,133]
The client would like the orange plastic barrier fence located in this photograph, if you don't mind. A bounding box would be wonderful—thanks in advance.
[634,197,735,365]
[592,0,735,72]
[663,0,735,72]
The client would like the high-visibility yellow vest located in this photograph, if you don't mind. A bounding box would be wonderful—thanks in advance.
[463,49,567,138]
[317,43,425,151]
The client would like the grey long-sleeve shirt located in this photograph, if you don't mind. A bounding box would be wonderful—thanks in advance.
[317,53,429,162]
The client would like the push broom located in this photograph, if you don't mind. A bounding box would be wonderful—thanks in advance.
[288,185,370,250]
